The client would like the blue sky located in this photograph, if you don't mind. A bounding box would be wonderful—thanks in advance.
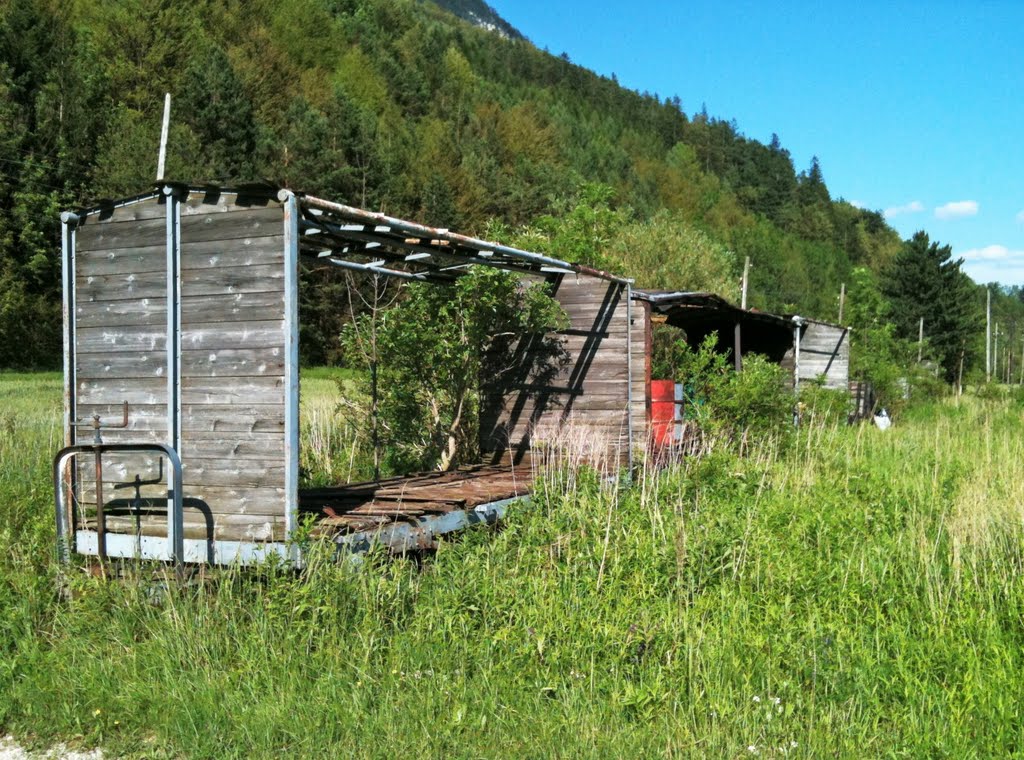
[494,0,1024,286]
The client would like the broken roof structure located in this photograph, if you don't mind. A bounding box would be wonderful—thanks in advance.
[635,289,850,391]
[297,193,630,283]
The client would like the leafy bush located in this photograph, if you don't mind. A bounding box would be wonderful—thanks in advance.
[671,335,793,449]
[341,266,566,472]
[797,383,851,426]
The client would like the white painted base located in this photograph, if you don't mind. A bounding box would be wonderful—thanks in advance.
[75,530,291,565]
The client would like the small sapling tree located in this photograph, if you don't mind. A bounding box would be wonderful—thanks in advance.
[343,266,567,473]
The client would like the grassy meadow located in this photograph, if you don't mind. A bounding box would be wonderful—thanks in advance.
[2,372,1024,756]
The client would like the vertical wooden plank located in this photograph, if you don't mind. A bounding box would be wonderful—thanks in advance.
[481,273,633,468]
[626,282,633,469]
[61,214,78,449]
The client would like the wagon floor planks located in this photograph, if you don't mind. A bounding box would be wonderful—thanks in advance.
[299,460,533,538]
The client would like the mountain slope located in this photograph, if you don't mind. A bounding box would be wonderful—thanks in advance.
[0,0,906,367]
[427,0,523,38]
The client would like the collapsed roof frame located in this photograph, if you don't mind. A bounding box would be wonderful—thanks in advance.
[633,290,801,329]
[294,193,632,285]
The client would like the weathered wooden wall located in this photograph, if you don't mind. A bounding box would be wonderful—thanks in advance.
[72,190,288,543]
[480,273,644,468]
[780,320,850,390]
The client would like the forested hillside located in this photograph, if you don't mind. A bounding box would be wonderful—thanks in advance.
[0,0,1011,374]
[427,0,522,38]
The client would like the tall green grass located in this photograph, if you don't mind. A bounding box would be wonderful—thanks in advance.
[2,373,1024,756]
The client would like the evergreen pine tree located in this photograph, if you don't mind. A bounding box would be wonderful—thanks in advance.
[882,231,981,380]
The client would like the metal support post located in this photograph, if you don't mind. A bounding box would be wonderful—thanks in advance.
[163,185,183,567]
[58,211,80,561]
[280,190,301,563]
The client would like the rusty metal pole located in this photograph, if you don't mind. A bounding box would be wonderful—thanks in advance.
[92,418,107,562]
[74,402,128,564]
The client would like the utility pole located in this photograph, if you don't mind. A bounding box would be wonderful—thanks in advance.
[918,317,924,363]
[986,288,992,382]
[838,282,846,324]
[734,257,749,372]
[995,322,1000,382]
[741,257,750,310]
[1019,334,1024,384]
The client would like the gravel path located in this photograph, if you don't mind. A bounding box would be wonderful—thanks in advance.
[0,737,102,760]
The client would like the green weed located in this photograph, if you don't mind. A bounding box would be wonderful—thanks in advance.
[1,374,1024,756]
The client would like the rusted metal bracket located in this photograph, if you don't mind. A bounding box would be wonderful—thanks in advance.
[114,458,165,560]
[68,401,130,560]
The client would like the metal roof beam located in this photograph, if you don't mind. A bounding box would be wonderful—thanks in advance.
[303,221,547,278]
[298,194,632,283]
[318,255,454,283]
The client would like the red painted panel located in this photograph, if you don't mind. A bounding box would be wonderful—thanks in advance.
[651,379,676,445]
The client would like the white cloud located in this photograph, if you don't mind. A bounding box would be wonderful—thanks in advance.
[959,244,1024,286]
[960,245,1014,261]
[884,200,924,218]
[934,200,979,220]
[1016,209,1024,223]
[849,199,865,209]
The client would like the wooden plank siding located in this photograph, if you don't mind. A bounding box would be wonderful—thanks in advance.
[480,273,645,468]
[779,320,850,391]
[71,191,289,543]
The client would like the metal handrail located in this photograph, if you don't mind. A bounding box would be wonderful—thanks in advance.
[53,442,184,569]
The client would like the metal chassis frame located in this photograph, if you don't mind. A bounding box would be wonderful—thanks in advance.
[60,213,78,447]
[163,186,183,557]
[334,497,524,556]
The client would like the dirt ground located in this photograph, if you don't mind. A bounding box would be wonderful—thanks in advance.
[0,737,102,760]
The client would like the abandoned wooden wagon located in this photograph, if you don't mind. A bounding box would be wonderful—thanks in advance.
[54,183,645,567]
[633,290,850,444]
[55,183,848,567]
[634,290,849,388]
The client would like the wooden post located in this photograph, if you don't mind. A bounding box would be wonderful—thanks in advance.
[741,257,750,310]
[957,346,965,400]
[733,324,742,371]
[156,93,171,182]
[734,257,749,372]
[838,282,845,324]
[1019,334,1024,384]
[918,317,924,363]
[995,322,1000,382]
[986,288,991,382]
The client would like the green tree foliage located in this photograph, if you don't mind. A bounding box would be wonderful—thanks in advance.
[845,266,915,410]
[607,210,737,297]
[883,231,982,381]
[505,183,628,272]
[0,0,982,376]
[666,335,793,448]
[341,267,566,472]
[179,45,257,181]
